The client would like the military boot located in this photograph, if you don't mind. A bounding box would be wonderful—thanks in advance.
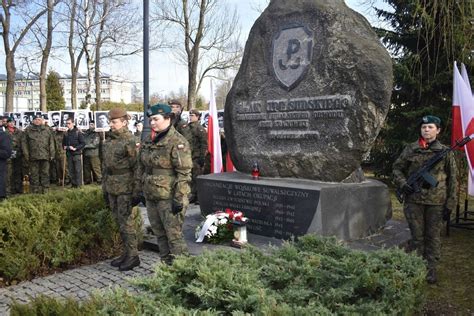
[110,253,127,267]
[426,267,437,284]
[119,256,140,271]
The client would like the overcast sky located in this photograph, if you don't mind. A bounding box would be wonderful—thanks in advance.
[1,0,389,102]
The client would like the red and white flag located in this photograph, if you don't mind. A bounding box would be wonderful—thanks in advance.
[454,62,474,195]
[207,81,223,173]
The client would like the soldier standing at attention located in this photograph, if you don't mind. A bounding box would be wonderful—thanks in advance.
[5,117,23,194]
[63,118,85,188]
[134,103,192,265]
[168,99,190,138]
[393,115,457,284]
[21,114,55,194]
[187,109,208,203]
[103,108,140,271]
[83,121,102,184]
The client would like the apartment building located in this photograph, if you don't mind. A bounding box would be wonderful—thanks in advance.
[0,73,133,112]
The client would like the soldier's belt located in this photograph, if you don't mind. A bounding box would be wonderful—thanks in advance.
[108,168,133,175]
[147,168,176,176]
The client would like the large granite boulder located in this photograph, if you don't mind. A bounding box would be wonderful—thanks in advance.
[224,0,393,182]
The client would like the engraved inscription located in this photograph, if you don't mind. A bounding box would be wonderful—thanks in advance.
[236,95,352,139]
[200,180,318,239]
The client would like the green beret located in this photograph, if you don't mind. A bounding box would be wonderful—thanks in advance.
[147,103,171,117]
[420,115,441,127]
[6,117,14,123]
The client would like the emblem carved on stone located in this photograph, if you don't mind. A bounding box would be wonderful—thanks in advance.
[272,24,313,91]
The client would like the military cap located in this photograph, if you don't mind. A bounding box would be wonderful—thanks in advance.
[189,109,201,117]
[33,113,43,119]
[168,99,182,107]
[420,115,441,127]
[147,103,172,117]
[108,108,128,120]
[89,120,95,124]
[6,117,14,123]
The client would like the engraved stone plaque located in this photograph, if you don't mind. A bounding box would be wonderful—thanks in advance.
[224,0,393,182]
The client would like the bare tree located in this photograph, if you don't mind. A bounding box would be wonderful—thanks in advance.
[66,0,85,109]
[152,0,242,109]
[0,1,49,112]
[38,0,57,111]
[92,0,141,109]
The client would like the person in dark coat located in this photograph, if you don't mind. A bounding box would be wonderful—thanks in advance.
[62,118,85,188]
[0,127,13,200]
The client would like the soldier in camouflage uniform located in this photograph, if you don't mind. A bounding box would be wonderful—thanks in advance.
[393,115,457,284]
[21,114,55,194]
[186,109,208,203]
[54,129,69,185]
[83,121,102,184]
[169,99,190,139]
[102,108,140,271]
[5,117,23,194]
[135,103,192,265]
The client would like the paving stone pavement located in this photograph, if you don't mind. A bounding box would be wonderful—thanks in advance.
[0,204,409,315]
[0,250,162,315]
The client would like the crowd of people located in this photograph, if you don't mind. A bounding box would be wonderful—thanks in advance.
[0,100,211,271]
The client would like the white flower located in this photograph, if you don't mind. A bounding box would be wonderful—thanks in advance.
[209,225,218,235]
[218,217,228,225]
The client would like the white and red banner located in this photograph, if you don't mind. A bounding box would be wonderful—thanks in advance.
[207,81,223,173]
[453,62,474,195]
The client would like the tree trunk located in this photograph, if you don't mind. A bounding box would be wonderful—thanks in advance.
[94,1,107,110]
[187,66,197,110]
[5,53,15,112]
[68,0,78,109]
[94,49,101,110]
[83,0,94,109]
[39,0,54,112]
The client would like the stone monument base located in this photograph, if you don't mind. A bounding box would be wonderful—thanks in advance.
[197,172,392,240]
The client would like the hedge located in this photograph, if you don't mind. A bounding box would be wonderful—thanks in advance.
[11,235,427,315]
[0,187,138,283]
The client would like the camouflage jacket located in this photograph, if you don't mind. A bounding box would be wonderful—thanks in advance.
[392,140,457,210]
[54,131,66,158]
[174,116,191,140]
[187,121,208,162]
[135,125,192,204]
[5,127,22,158]
[83,129,100,157]
[102,127,137,195]
[21,124,55,161]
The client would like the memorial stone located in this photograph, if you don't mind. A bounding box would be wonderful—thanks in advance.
[224,0,393,182]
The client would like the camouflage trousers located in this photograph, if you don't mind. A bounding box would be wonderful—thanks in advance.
[190,159,203,201]
[146,199,188,262]
[6,158,22,195]
[404,203,443,267]
[108,193,138,257]
[83,155,102,184]
[29,159,50,194]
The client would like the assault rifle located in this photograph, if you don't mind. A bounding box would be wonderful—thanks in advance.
[396,135,474,203]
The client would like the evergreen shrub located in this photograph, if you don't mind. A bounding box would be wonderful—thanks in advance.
[12,235,426,315]
[0,187,119,283]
